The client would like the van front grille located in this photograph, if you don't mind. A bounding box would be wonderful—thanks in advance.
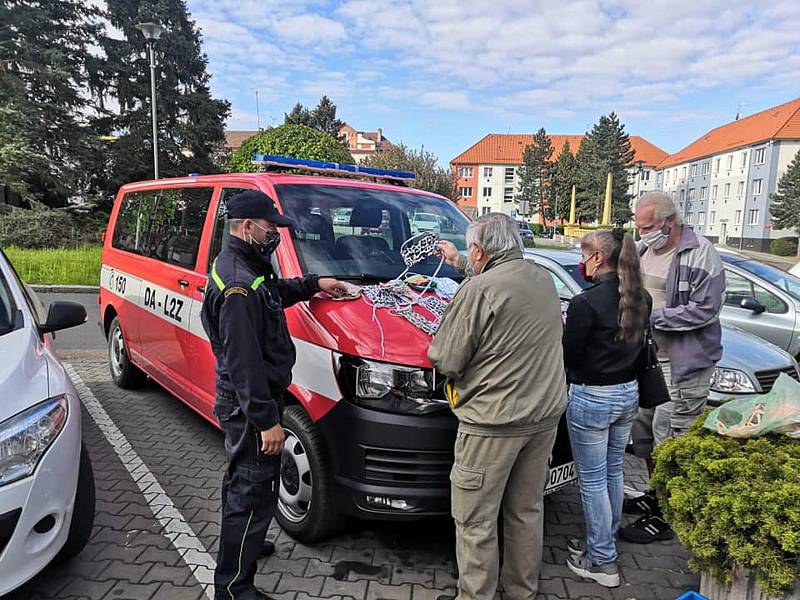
[755,366,800,393]
[362,446,452,486]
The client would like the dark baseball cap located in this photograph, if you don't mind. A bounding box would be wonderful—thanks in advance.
[225,190,293,227]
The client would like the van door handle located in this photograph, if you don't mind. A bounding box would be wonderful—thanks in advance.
[177,278,189,287]
[197,285,206,294]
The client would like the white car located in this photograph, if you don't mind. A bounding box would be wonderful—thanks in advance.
[411,212,441,234]
[0,250,95,595]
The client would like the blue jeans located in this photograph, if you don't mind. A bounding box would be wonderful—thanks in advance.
[567,381,639,565]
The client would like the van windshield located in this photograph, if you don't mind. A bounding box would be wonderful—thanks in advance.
[274,184,469,282]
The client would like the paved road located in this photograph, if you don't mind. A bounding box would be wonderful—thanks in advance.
[10,294,700,600]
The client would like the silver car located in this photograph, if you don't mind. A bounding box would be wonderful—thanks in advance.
[718,249,800,360]
[526,248,800,405]
[0,250,95,594]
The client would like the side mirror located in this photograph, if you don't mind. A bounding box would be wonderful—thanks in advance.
[40,301,87,334]
[740,296,766,315]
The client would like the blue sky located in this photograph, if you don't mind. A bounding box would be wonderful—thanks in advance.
[187,0,800,165]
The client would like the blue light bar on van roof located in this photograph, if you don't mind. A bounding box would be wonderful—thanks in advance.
[252,154,416,182]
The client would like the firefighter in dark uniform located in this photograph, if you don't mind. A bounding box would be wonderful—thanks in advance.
[201,190,347,600]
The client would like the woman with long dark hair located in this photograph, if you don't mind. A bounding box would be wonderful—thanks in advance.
[562,228,651,588]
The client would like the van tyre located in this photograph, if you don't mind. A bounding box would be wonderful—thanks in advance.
[276,405,345,543]
[108,316,145,389]
[56,443,95,562]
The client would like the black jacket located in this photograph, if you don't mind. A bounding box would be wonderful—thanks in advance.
[563,272,651,386]
[201,237,320,430]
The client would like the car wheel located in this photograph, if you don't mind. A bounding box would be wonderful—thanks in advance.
[55,443,95,562]
[276,405,346,543]
[108,316,146,389]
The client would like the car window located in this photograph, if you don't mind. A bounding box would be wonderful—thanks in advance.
[736,260,800,302]
[207,187,253,270]
[548,270,571,298]
[725,269,788,314]
[0,268,19,337]
[753,285,788,314]
[112,186,213,269]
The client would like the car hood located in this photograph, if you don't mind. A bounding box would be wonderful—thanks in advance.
[0,327,50,423]
[719,326,795,372]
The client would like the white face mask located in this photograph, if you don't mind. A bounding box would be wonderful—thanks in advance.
[642,221,670,250]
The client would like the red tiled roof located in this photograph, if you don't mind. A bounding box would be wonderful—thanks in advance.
[224,130,257,150]
[658,97,800,168]
[451,133,667,167]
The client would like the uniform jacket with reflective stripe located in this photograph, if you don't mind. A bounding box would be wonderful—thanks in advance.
[639,225,725,383]
[201,237,320,430]
[428,248,567,435]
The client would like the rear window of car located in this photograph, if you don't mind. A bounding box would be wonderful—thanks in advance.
[112,186,213,269]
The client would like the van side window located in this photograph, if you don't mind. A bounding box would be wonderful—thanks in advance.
[207,187,251,270]
[112,187,213,269]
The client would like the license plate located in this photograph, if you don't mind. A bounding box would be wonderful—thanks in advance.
[545,461,576,494]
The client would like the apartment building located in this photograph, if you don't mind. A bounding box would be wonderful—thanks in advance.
[451,134,667,220]
[656,97,800,251]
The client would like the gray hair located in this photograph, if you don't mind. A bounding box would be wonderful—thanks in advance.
[228,218,245,233]
[466,213,524,257]
[636,191,683,225]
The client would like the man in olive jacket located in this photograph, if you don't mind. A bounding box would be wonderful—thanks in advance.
[430,213,567,600]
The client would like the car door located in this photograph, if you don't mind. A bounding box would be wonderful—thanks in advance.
[135,185,214,401]
[720,267,795,353]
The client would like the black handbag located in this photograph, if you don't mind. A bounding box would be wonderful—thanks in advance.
[637,329,671,409]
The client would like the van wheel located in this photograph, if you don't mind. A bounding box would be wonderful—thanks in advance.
[56,443,95,562]
[276,405,346,543]
[108,316,145,389]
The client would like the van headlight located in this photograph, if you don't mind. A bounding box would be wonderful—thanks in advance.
[0,396,68,487]
[336,355,449,415]
[710,368,756,394]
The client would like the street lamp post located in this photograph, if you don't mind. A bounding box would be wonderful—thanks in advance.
[135,22,165,180]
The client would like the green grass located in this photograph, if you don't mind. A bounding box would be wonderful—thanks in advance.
[3,245,102,286]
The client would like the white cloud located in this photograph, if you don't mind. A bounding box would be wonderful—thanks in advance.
[419,91,470,110]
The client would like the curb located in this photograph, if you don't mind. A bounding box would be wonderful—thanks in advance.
[31,285,100,294]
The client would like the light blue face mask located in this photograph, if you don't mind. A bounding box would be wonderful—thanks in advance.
[642,221,670,250]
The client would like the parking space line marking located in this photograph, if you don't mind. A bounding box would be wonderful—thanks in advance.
[66,364,216,599]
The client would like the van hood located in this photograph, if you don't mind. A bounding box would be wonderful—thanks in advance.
[719,326,795,373]
[0,328,50,423]
[297,293,441,367]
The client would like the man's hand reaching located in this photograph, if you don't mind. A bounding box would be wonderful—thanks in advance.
[260,424,285,455]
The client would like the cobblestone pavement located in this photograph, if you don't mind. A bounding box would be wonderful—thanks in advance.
[9,359,699,600]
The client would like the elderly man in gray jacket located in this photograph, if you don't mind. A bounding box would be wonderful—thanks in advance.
[430,213,567,600]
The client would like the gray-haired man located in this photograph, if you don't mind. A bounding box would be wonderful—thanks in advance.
[623,192,725,544]
[430,213,567,600]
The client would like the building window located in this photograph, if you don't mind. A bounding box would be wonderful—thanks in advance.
[701,186,708,200]
[483,167,493,178]
[715,158,721,173]
[681,166,687,179]
[459,187,473,198]
[735,210,742,224]
[698,211,706,225]
[724,183,731,198]
[737,181,745,197]
[740,151,748,168]
[702,161,710,175]
[691,164,698,177]
[687,212,694,225]
[727,155,734,170]
[680,189,686,203]
[712,185,718,199]
[672,170,677,183]
[752,179,763,195]
[504,167,514,183]
[458,166,473,178]
[688,188,696,201]
[482,187,492,197]
[482,207,491,215]
[503,187,514,202]
[749,209,759,225]
[710,211,716,225]
[642,170,651,181]
[755,148,766,165]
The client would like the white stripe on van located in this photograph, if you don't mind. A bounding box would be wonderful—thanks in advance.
[101,264,342,404]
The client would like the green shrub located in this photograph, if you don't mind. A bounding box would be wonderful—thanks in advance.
[229,124,354,173]
[4,245,102,285]
[652,417,800,596]
[0,204,106,249]
[531,223,544,235]
[770,237,798,257]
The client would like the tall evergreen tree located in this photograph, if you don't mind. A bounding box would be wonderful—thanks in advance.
[284,102,313,127]
[284,96,344,138]
[770,149,800,254]
[573,137,603,224]
[549,141,577,222]
[515,128,554,220]
[0,0,100,206]
[586,112,635,223]
[89,0,230,205]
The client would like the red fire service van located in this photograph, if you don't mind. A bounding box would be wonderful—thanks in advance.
[99,155,575,541]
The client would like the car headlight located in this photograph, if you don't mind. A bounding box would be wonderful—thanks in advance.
[0,395,68,487]
[336,355,449,415]
[710,368,756,394]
